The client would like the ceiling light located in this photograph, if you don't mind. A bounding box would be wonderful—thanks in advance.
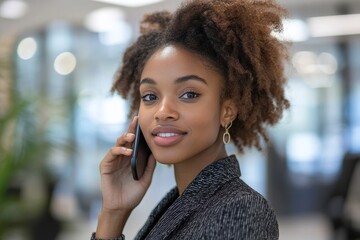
[91,0,164,8]
[317,52,338,75]
[84,7,132,45]
[54,52,77,75]
[84,7,125,32]
[292,51,337,88]
[292,51,317,75]
[272,19,309,42]
[308,13,360,37]
[17,37,37,60]
[292,51,338,76]
[98,25,132,46]
[0,0,28,19]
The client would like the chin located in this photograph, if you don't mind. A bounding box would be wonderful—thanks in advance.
[152,151,184,165]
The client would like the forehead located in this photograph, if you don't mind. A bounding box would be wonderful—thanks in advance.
[141,44,222,80]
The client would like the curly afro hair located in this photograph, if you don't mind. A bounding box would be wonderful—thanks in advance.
[111,0,290,152]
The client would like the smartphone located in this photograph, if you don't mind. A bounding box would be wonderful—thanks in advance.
[131,121,151,180]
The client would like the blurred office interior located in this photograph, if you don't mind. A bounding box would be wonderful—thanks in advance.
[1,0,360,239]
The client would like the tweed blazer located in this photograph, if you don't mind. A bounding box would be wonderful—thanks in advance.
[133,155,279,240]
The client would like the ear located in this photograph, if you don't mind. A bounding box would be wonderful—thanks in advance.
[220,99,238,127]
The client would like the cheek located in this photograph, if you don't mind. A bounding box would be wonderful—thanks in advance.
[186,106,221,139]
[200,94,222,122]
[138,111,151,135]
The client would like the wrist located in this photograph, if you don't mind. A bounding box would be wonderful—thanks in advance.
[96,209,131,239]
[91,232,125,240]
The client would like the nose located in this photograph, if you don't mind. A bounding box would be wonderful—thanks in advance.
[154,97,179,122]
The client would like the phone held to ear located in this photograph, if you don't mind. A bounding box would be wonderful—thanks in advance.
[131,120,152,180]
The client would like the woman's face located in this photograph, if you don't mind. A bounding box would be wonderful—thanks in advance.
[139,44,225,165]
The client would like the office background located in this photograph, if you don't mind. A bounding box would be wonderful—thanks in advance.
[1,0,360,239]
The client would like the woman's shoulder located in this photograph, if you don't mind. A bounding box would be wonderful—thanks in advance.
[193,155,276,217]
[220,177,268,201]
[205,177,277,221]
[195,178,279,239]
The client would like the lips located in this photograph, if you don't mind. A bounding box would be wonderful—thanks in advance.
[151,126,187,146]
[157,133,179,137]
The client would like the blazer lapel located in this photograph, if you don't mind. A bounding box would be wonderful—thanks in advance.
[144,190,200,240]
[144,155,241,240]
[135,187,179,240]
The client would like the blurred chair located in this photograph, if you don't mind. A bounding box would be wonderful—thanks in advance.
[30,180,61,240]
[326,153,360,240]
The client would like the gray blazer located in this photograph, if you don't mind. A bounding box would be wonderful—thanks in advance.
[135,155,279,240]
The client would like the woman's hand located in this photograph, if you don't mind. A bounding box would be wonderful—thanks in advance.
[96,116,156,238]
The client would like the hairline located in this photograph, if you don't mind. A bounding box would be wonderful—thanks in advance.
[140,41,229,104]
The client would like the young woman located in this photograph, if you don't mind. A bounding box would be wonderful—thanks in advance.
[91,0,289,239]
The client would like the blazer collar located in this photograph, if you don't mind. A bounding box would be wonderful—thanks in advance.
[181,154,241,205]
[137,155,241,240]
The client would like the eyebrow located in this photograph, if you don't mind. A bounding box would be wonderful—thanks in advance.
[140,75,208,86]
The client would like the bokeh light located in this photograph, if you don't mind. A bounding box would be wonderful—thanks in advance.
[53,52,77,75]
[17,37,37,60]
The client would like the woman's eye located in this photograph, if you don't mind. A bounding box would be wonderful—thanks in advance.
[180,91,201,99]
[141,94,157,102]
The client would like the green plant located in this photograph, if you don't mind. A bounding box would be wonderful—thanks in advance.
[0,98,51,234]
[0,39,52,237]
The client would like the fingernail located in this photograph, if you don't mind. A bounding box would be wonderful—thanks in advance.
[122,147,132,152]
[125,133,133,140]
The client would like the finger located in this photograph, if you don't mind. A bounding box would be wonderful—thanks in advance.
[104,146,133,162]
[110,146,133,157]
[115,132,136,146]
[127,115,138,134]
[123,116,138,149]
[140,154,156,184]
[115,116,138,147]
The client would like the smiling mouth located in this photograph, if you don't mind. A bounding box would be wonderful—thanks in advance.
[154,133,183,137]
[151,131,187,146]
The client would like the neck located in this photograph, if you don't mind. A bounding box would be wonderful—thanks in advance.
[174,139,227,195]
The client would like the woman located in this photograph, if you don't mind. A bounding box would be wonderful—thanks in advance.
[91,0,289,239]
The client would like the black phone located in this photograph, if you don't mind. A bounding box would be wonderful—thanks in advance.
[131,121,151,180]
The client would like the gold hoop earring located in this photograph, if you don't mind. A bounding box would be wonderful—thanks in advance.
[223,121,232,144]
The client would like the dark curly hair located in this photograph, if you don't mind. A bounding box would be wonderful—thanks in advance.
[111,0,290,152]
